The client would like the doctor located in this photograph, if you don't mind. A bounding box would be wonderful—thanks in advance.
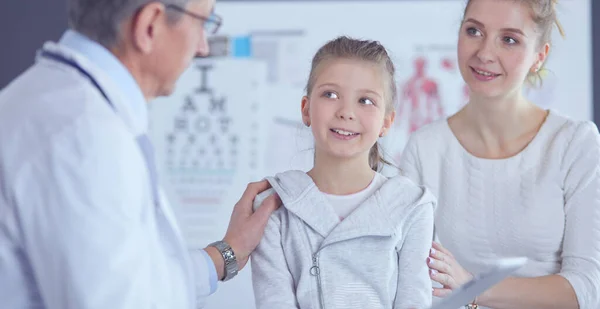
[0,0,280,308]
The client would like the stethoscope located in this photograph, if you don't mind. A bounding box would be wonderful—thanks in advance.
[40,50,112,106]
[40,49,201,306]
[40,50,160,206]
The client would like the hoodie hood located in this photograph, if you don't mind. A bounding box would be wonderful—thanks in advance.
[254,170,437,247]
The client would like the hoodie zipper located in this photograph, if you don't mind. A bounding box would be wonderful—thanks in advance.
[310,253,325,309]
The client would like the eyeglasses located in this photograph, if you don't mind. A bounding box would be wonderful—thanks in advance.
[166,4,222,34]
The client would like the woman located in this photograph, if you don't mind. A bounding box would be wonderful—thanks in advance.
[399,0,600,308]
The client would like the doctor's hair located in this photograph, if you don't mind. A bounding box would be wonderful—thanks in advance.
[305,36,397,172]
[68,0,197,48]
[462,0,565,87]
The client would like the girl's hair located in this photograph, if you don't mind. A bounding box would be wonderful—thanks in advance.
[305,36,397,171]
[463,0,565,87]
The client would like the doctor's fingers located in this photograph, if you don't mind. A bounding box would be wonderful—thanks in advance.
[235,180,273,216]
[249,193,281,228]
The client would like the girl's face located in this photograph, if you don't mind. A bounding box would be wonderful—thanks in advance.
[301,58,394,163]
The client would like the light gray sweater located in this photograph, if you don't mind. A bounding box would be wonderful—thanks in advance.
[251,170,436,309]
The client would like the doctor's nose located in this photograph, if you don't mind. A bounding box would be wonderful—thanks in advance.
[195,33,210,58]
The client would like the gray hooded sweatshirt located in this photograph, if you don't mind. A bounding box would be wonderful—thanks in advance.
[251,170,436,309]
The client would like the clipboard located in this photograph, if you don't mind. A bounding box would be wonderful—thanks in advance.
[430,257,527,309]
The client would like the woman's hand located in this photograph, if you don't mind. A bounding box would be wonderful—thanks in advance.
[428,241,474,297]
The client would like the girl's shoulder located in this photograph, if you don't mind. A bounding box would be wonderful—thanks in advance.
[377,174,437,220]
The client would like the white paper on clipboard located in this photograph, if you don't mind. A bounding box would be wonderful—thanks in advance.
[430,257,527,309]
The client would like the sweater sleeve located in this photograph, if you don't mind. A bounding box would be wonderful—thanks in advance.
[558,121,600,309]
[398,134,424,186]
[250,209,300,309]
[398,133,441,245]
[394,203,435,309]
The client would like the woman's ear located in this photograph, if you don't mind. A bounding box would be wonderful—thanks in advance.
[531,42,550,73]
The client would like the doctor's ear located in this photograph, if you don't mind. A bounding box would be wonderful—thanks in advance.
[130,2,167,54]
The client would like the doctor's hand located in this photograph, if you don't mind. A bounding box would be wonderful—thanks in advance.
[223,180,280,270]
[428,241,474,297]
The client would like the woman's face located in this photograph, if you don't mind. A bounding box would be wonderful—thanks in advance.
[457,0,548,100]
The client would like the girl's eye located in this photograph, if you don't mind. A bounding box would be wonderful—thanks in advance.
[323,91,338,99]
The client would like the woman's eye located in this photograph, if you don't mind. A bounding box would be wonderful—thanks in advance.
[466,27,481,36]
[503,36,518,45]
[359,98,374,105]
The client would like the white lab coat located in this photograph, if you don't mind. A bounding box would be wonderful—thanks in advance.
[0,34,215,308]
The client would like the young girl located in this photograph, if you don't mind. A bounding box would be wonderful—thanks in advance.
[400,0,600,308]
[250,36,436,309]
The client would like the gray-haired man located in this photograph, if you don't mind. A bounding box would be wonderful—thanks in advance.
[0,0,279,308]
